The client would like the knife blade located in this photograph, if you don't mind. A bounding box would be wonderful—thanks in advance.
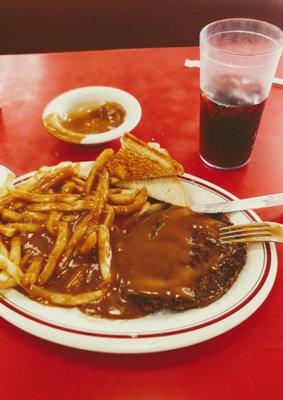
[190,193,283,213]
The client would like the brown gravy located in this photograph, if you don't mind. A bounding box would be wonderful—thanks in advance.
[60,102,125,134]
[111,206,223,301]
[18,206,238,319]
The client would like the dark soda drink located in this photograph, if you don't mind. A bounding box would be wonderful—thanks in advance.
[199,75,266,169]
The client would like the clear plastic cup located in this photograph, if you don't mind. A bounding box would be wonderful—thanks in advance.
[199,18,283,169]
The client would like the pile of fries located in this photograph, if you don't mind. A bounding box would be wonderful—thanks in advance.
[0,149,151,306]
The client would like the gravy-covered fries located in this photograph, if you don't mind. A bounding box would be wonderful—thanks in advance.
[0,150,148,308]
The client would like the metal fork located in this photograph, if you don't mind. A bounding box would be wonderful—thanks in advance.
[219,222,283,244]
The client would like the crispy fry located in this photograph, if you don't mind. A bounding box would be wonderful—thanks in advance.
[62,215,89,261]
[110,176,119,185]
[62,181,79,193]
[0,254,24,279]
[104,205,115,230]
[27,199,96,212]
[36,166,77,193]
[0,240,9,258]
[2,208,25,222]
[0,255,102,305]
[90,168,109,222]
[46,211,63,235]
[28,197,96,212]
[1,209,46,223]
[62,214,79,222]
[38,223,69,285]
[109,188,138,195]
[71,177,86,187]
[24,284,102,306]
[9,236,21,265]
[109,188,121,194]
[0,223,42,237]
[10,201,25,210]
[22,255,43,285]
[11,223,42,233]
[85,149,114,194]
[20,252,33,270]
[108,192,136,205]
[0,222,42,237]
[97,224,111,282]
[72,184,84,193]
[97,167,109,196]
[0,271,17,289]
[10,189,79,203]
[0,225,16,237]
[62,181,75,193]
[79,226,97,256]
[0,194,14,208]
[113,188,148,215]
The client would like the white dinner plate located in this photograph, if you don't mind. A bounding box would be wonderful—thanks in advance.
[0,172,277,353]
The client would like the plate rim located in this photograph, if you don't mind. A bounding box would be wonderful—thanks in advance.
[0,172,277,352]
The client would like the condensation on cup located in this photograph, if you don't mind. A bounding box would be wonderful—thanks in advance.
[199,18,283,169]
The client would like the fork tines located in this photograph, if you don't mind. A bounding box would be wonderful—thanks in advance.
[219,222,272,244]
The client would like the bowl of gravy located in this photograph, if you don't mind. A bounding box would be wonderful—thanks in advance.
[42,86,142,144]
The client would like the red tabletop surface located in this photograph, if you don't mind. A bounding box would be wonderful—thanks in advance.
[0,47,282,400]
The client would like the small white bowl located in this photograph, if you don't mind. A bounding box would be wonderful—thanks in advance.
[42,86,142,145]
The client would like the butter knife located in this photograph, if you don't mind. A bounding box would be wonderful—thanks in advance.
[190,193,283,213]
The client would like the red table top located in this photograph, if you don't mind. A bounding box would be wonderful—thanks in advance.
[0,47,282,400]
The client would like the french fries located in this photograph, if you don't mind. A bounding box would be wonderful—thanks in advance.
[38,223,69,285]
[97,224,111,282]
[62,215,89,262]
[71,177,86,187]
[0,224,16,237]
[9,236,21,265]
[36,166,76,193]
[1,209,46,223]
[108,192,136,205]
[103,205,115,230]
[9,189,80,203]
[27,199,96,212]
[46,211,63,235]
[20,252,33,270]
[0,240,9,258]
[113,188,148,215]
[22,255,43,285]
[62,181,83,194]
[10,201,25,211]
[79,226,97,256]
[85,149,114,194]
[89,167,109,222]
[0,255,102,305]
[0,147,152,308]
[0,223,42,237]
[24,284,102,306]
[0,271,17,289]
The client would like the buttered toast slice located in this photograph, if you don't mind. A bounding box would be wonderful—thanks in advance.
[106,133,184,181]
[106,134,189,207]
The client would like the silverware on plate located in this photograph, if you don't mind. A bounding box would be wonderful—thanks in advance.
[219,221,283,244]
[190,193,283,214]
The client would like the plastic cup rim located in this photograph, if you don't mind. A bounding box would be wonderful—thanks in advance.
[200,18,283,57]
